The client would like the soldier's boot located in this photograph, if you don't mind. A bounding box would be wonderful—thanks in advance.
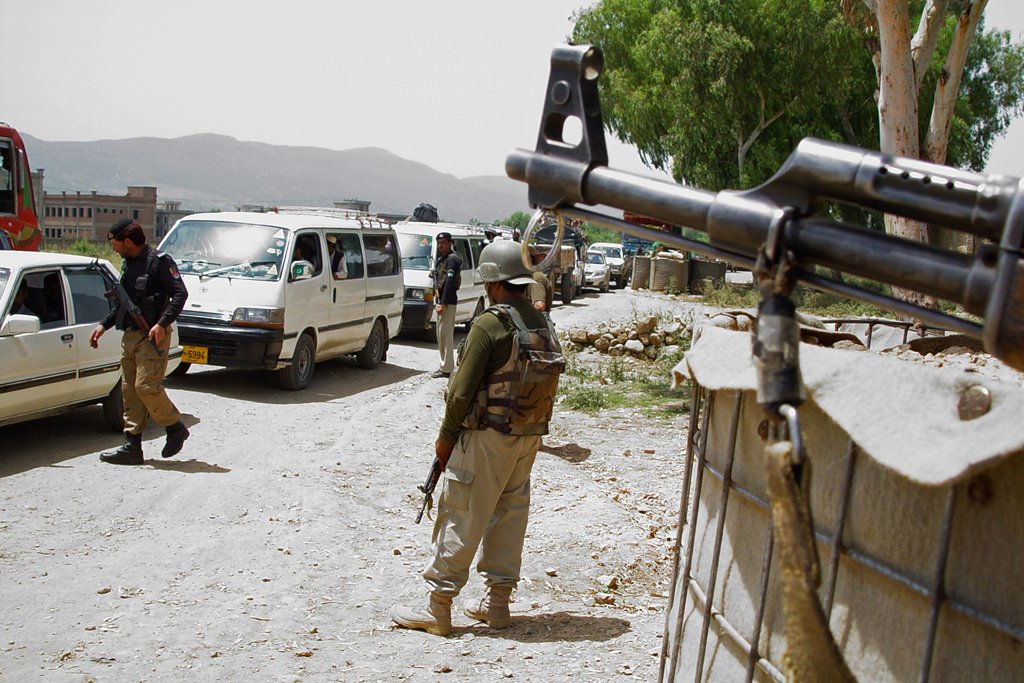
[100,433,144,466]
[464,585,513,629]
[389,593,453,636]
[161,420,190,458]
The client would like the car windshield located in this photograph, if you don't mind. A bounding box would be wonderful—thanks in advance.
[587,252,606,264]
[160,220,288,280]
[591,245,621,258]
[398,233,433,270]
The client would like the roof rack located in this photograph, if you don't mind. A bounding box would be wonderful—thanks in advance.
[270,206,393,229]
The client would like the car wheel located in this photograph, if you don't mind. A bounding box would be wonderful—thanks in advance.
[356,320,386,369]
[102,382,124,431]
[560,275,573,304]
[278,333,315,390]
[169,361,191,378]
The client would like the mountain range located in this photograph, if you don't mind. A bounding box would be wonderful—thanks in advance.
[22,133,530,223]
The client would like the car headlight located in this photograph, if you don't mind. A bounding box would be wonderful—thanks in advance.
[231,307,285,329]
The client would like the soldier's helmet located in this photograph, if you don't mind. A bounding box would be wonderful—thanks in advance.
[477,240,536,285]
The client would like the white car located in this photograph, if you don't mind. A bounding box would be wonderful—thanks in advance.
[0,251,180,429]
[588,242,632,288]
[583,250,611,293]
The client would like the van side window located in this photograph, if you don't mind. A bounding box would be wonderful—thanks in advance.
[339,233,364,279]
[364,234,400,278]
[67,267,114,324]
[0,141,14,215]
[453,239,472,268]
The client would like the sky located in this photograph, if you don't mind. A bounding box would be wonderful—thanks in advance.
[1,0,1022,183]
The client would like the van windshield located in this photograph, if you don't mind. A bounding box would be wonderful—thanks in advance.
[398,233,433,270]
[160,220,288,280]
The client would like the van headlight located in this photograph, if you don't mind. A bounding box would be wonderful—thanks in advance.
[405,288,432,302]
[231,307,285,329]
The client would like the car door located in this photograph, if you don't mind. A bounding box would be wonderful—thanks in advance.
[0,269,79,420]
[66,265,121,403]
[327,231,366,353]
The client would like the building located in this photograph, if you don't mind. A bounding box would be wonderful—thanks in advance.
[155,200,192,240]
[42,186,157,242]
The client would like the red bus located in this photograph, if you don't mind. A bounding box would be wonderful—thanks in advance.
[0,123,41,250]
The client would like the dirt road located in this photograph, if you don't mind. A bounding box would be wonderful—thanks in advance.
[0,287,703,681]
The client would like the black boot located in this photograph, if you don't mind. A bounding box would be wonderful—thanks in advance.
[100,433,144,465]
[161,420,190,458]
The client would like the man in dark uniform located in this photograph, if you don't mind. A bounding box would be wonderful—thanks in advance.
[391,239,564,635]
[90,219,190,465]
[431,231,462,379]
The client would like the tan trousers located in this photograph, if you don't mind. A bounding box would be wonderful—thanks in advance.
[121,329,180,435]
[437,303,458,374]
[423,428,540,597]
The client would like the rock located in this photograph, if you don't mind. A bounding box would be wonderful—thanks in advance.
[664,335,676,346]
[594,337,611,352]
[636,315,659,334]
[624,339,645,353]
[662,321,682,335]
[569,328,590,345]
[546,567,558,577]
[663,345,680,355]
[587,330,603,344]
[609,345,624,357]
[638,333,651,346]
[649,333,662,347]
[644,346,659,359]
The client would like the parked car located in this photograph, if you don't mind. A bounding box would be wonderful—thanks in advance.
[393,222,487,339]
[158,209,403,390]
[588,242,632,288]
[0,251,181,429]
[583,250,611,292]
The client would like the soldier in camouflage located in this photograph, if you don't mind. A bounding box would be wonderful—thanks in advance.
[391,239,564,636]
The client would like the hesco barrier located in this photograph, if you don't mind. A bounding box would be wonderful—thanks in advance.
[661,325,1024,682]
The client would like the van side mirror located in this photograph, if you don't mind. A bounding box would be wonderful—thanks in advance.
[290,261,314,281]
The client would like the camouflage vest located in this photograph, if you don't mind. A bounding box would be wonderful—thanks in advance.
[462,304,565,435]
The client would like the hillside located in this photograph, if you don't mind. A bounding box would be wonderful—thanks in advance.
[23,133,529,223]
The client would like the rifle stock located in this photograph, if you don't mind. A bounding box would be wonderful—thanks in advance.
[104,280,164,357]
[506,44,1024,372]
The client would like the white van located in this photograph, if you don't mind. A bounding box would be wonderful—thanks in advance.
[393,222,487,340]
[158,210,403,390]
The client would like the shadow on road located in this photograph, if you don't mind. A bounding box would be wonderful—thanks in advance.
[147,458,230,474]
[456,611,631,642]
[540,442,592,463]
[167,358,423,405]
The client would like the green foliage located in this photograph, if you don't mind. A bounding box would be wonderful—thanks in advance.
[561,385,610,413]
[571,0,1022,189]
[580,222,621,246]
[45,239,122,268]
[498,211,532,231]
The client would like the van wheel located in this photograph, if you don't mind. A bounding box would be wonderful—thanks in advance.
[278,333,315,390]
[102,382,124,431]
[464,298,484,330]
[356,320,386,369]
[169,361,191,378]
[560,275,573,304]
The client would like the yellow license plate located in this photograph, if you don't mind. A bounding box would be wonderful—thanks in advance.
[181,345,209,364]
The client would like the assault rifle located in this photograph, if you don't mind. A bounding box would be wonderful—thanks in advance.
[415,457,443,524]
[506,45,1024,404]
[104,279,163,357]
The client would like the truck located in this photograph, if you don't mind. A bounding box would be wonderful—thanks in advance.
[533,222,586,304]
[0,123,41,251]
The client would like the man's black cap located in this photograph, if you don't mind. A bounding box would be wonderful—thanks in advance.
[108,218,136,240]
[436,232,452,241]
